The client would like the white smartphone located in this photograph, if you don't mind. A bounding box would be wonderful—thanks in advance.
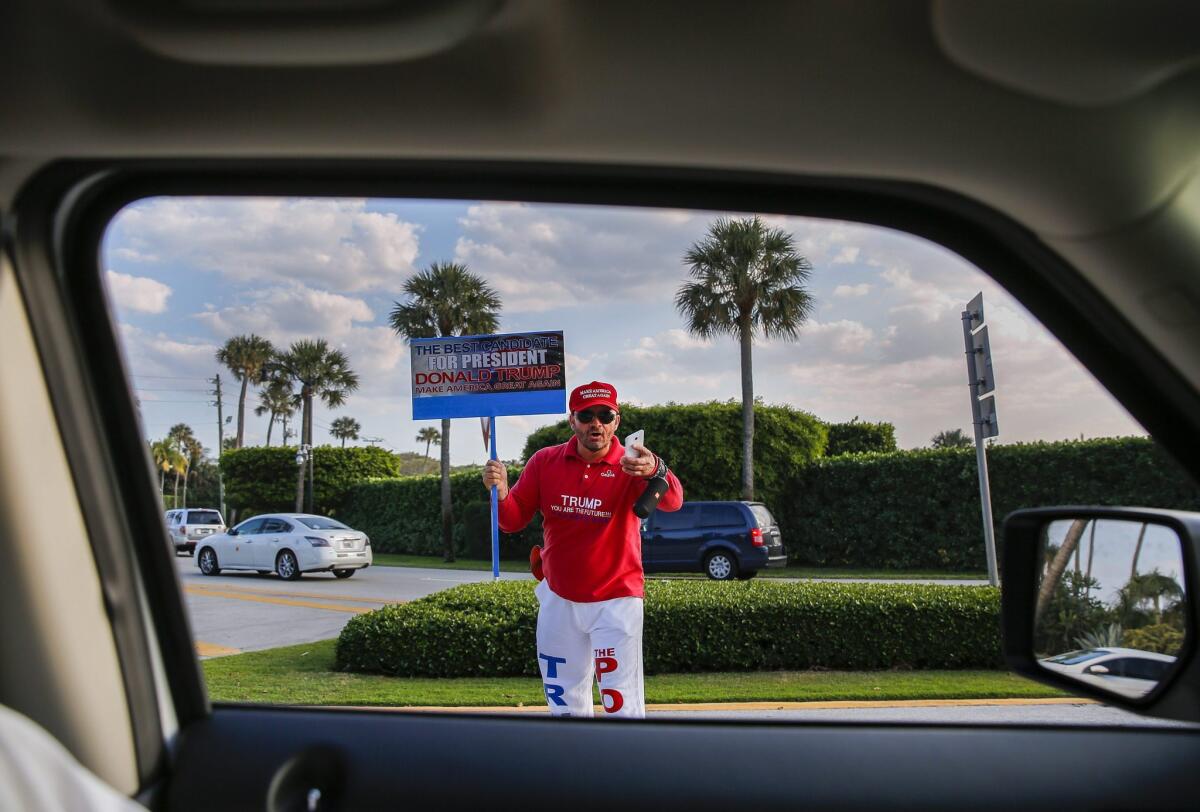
[624,429,644,459]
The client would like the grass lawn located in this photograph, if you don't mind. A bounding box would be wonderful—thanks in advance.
[202,639,1069,707]
[370,553,986,581]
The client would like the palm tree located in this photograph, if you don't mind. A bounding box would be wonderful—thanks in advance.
[931,428,972,449]
[676,216,815,500]
[150,439,180,498]
[417,426,441,459]
[390,261,501,561]
[330,416,361,448]
[273,339,360,511]
[254,376,296,446]
[216,334,276,449]
[167,423,197,506]
[181,436,203,508]
[1119,570,1184,625]
[1034,518,1089,628]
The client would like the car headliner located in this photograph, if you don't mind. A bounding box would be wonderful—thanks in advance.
[2,1,1197,389]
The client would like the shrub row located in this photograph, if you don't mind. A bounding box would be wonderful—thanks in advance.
[220,445,401,516]
[335,580,1003,677]
[825,419,897,456]
[338,467,542,557]
[520,401,828,508]
[782,437,1200,570]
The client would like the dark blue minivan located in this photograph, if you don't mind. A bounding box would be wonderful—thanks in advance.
[641,501,787,580]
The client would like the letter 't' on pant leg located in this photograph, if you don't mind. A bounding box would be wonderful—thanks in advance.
[535,581,595,717]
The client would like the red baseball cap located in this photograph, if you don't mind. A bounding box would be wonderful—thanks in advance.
[568,380,618,412]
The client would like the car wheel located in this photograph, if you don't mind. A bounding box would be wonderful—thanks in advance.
[198,548,220,576]
[333,570,354,579]
[276,550,301,581]
[704,551,737,581]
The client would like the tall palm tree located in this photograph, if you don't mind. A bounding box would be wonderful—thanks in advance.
[273,340,360,511]
[416,426,441,459]
[254,376,296,446]
[167,423,197,506]
[676,216,815,499]
[330,416,361,448]
[216,334,276,449]
[390,261,501,561]
[1034,519,1088,628]
[150,439,179,498]
[181,436,203,508]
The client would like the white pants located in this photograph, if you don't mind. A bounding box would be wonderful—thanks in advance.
[534,579,645,718]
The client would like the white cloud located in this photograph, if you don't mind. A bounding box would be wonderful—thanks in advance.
[106,271,172,314]
[110,198,421,292]
[454,203,715,313]
[194,283,375,343]
[833,283,871,298]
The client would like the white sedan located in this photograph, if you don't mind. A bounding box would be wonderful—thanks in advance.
[195,513,372,580]
[1040,647,1177,700]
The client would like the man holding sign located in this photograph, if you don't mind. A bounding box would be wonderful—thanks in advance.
[482,381,682,718]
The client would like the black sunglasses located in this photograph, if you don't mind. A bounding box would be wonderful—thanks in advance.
[575,408,618,425]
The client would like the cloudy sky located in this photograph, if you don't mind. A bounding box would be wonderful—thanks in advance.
[102,197,1144,465]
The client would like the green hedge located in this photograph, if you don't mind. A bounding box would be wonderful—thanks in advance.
[825,419,897,456]
[783,437,1200,569]
[335,580,1002,677]
[521,401,827,507]
[219,445,401,516]
[338,467,541,557]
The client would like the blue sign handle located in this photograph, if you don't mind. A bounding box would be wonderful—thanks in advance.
[489,416,500,581]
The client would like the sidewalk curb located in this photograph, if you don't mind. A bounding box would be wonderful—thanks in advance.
[345,697,1093,714]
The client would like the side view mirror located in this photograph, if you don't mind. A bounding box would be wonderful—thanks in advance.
[228,527,239,536]
[1003,507,1198,722]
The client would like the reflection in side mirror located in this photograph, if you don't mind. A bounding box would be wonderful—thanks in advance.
[228,528,239,536]
[1034,518,1188,701]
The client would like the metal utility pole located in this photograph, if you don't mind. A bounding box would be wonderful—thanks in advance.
[213,374,226,517]
[962,293,1000,587]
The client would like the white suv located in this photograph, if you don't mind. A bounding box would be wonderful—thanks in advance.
[166,509,226,556]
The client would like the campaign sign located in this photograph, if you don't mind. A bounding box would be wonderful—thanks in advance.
[410,330,566,419]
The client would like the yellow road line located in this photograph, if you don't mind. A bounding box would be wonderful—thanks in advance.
[195,641,241,657]
[185,583,397,605]
[183,585,377,614]
[393,697,1098,714]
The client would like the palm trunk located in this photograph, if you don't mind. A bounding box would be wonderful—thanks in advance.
[341,437,347,448]
[739,321,755,501]
[1085,520,1096,581]
[440,417,454,561]
[424,439,431,458]
[182,466,189,509]
[1034,519,1088,628]
[1131,522,1147,579]
[266,412,276,446]
[305,393,314,513]
[173,467,180,504]
[236,376,249,448]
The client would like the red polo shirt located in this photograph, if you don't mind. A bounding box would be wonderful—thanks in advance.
[498,438,683,602]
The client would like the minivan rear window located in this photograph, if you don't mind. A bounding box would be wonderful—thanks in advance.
[701,505,743,527]
[187,510,222,525]
[749,505,775,528]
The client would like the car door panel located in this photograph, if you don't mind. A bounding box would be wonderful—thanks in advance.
[166,707,1200,811]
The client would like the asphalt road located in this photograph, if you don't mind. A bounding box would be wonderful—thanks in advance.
[176,555,531,655]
